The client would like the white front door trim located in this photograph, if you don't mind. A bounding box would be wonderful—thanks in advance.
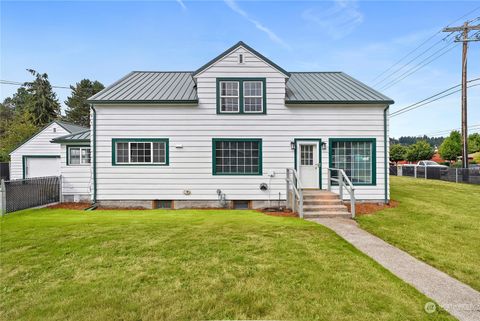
[296,139,321,189]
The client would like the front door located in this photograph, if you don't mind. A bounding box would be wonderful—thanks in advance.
[297,141,320,189]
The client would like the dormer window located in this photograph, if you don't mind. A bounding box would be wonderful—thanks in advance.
[219,81,240,112]
[217,78,266,115]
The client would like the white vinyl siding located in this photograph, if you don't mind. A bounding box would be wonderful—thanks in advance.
[9,122,69,180]
[60,144,91,200]
[93,47,389,202]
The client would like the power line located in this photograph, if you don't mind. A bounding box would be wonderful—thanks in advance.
[390,78,480,117]
[426,124,480,136]
[373,32,455,87]
[379,41,458,91]
[0,79,70,90]
[371,6,480,83]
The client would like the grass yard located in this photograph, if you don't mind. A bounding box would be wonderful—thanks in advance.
[358,176,480,291]
[0,209,453,321]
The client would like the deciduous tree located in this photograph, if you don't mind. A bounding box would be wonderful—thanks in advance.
[389,144,406,164]
[468,133,480,153]
[405,140,434,163]
[439,131,462,162]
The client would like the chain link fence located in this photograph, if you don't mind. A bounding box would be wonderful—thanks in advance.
[1,176,61,214]
[392,166,480,184]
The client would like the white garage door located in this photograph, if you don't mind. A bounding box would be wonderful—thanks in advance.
[25,157,60,178]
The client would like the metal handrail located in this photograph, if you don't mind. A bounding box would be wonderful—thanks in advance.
[285,168,304,218]
[327,168,356,218]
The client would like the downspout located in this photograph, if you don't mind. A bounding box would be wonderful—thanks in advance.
[384,106,389,204]
[91,105,97,204]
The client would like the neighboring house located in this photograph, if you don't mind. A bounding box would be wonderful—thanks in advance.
[53,41,394,209]
[431,152,446,164]
[10,120,87,180]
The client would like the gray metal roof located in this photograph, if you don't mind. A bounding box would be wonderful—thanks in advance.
[87,72,198,104]
[51,129,91,143]
[56,120,88,133]
[285,72,393,104]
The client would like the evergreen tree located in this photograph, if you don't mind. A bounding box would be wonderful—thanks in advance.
[24,69,60,126]
[65,79,104,127]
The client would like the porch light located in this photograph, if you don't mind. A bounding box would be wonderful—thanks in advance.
[321,142,327,150]
[290,141,295,150]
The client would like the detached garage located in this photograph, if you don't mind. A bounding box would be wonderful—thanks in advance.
[9,120,87,180]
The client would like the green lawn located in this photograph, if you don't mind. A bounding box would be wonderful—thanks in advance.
[358,176,480,291]
[1,209,453,321]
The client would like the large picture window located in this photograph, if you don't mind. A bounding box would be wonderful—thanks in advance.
[112,139,169,166]
[67,146,91,165]
[213,139,262,175]
[329,138,376,185]
[217,78,266,114]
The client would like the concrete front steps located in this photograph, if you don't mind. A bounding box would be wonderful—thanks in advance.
[302,189,351,219]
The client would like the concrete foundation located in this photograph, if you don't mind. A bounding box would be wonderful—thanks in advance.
[95,199,288,210]
[63,194,91,203]
[98,200,154,209]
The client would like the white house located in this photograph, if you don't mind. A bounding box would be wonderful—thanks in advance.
[10,120,87,180]
[52,41,393,214]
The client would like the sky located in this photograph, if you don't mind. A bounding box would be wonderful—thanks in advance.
[1,0,479,138]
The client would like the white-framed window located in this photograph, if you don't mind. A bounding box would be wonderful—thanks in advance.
[243,81,263,113]
[113,139,168,165]
[68,146,91,165]
[219,81,240,112]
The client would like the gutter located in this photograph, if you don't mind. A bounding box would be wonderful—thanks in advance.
[384,106,389,204]
[91,105,97,204]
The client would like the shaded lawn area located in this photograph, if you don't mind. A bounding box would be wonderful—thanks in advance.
[358,176,480,291]
[0,209,454,321]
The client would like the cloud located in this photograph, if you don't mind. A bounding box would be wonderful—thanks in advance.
[224,0,290,49]
[176,0,186,10]
[302,0,364,39]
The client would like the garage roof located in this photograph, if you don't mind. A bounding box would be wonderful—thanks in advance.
[10,120,88,154]
[51,129,90,143]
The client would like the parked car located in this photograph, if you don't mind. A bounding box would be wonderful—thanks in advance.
[416,161,449,169]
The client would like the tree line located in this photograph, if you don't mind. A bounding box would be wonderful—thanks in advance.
[390,132,480,165]
[390,136,445,147]
[0,69,104,162]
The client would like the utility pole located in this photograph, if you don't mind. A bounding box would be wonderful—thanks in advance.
[443,21,480,169]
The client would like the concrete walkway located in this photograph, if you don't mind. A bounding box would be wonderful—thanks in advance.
[309,218,480,321]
